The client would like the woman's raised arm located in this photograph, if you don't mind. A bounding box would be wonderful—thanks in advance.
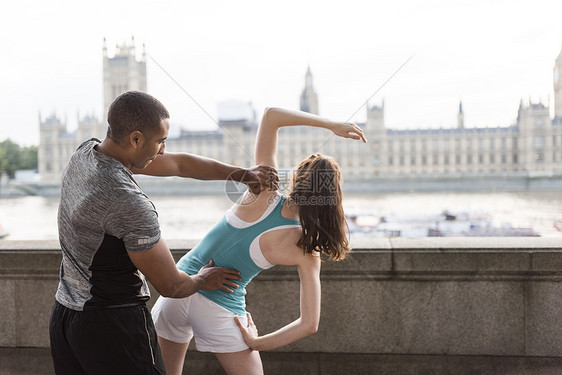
[255,107,367,168]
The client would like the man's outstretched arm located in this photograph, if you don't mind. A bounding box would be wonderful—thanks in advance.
[132,152,278,193]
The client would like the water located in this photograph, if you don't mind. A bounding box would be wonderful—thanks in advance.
[1,191,561,240]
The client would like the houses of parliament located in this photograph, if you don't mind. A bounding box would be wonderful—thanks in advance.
[38,39,562,183]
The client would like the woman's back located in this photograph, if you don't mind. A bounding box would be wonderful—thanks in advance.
[176,191,301,315]
[232,190,306,266]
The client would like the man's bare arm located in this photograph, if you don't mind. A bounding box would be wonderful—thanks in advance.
[128,238,241,298]
[131,152,278,194]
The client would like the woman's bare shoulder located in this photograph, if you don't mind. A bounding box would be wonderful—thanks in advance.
[260,227,307,266]
[232,190,280,221]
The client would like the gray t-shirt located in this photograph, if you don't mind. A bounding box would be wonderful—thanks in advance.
[56,139,161,311]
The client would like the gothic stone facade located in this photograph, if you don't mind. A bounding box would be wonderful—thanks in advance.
[38,44,562,183]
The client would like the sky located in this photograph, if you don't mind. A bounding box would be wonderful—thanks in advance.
[1,0,561,146]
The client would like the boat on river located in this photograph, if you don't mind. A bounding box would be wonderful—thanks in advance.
[347,210,539,238]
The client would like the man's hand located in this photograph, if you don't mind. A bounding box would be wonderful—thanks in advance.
[195,260,242,293]
[236,165,279,194]
[234,312,260,349]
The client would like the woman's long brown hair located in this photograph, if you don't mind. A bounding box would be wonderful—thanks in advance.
[288,154,351,261]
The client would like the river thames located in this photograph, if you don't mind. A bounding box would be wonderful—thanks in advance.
[1,190,561,240]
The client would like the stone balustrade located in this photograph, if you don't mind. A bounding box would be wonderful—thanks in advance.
[1,238,561,374]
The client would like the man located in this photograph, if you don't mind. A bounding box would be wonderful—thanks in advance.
[49,91,277,374]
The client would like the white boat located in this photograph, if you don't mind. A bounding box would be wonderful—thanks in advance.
[346,210,539,238]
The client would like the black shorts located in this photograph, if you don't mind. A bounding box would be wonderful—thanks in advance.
[49,301,166,375]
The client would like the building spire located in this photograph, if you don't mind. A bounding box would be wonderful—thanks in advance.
[457,100,464,128]
[300,66,319,115]
[554,41,562,119]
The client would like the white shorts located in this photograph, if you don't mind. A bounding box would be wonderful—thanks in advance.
[151,292,250,353]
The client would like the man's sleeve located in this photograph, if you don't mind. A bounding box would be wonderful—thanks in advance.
[104,195,161,253]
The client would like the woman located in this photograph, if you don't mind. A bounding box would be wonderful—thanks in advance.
[151,107,366,375]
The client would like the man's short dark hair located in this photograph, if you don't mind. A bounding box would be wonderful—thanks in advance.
[107,91,170,144]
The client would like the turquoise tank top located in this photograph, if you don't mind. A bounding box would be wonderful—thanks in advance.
[176,194,300,315]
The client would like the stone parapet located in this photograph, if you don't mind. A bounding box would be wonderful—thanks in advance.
[1,239,561,374]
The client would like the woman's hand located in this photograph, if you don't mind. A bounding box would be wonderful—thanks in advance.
[234,312,260,350]
[331,122,367,143]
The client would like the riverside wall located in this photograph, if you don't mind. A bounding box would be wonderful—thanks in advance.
[3,175,562,198]
[1,238,561,375]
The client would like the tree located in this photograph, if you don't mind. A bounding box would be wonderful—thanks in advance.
[0,139,38,179]
[0,147,7,177]
[19,145,38,170]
